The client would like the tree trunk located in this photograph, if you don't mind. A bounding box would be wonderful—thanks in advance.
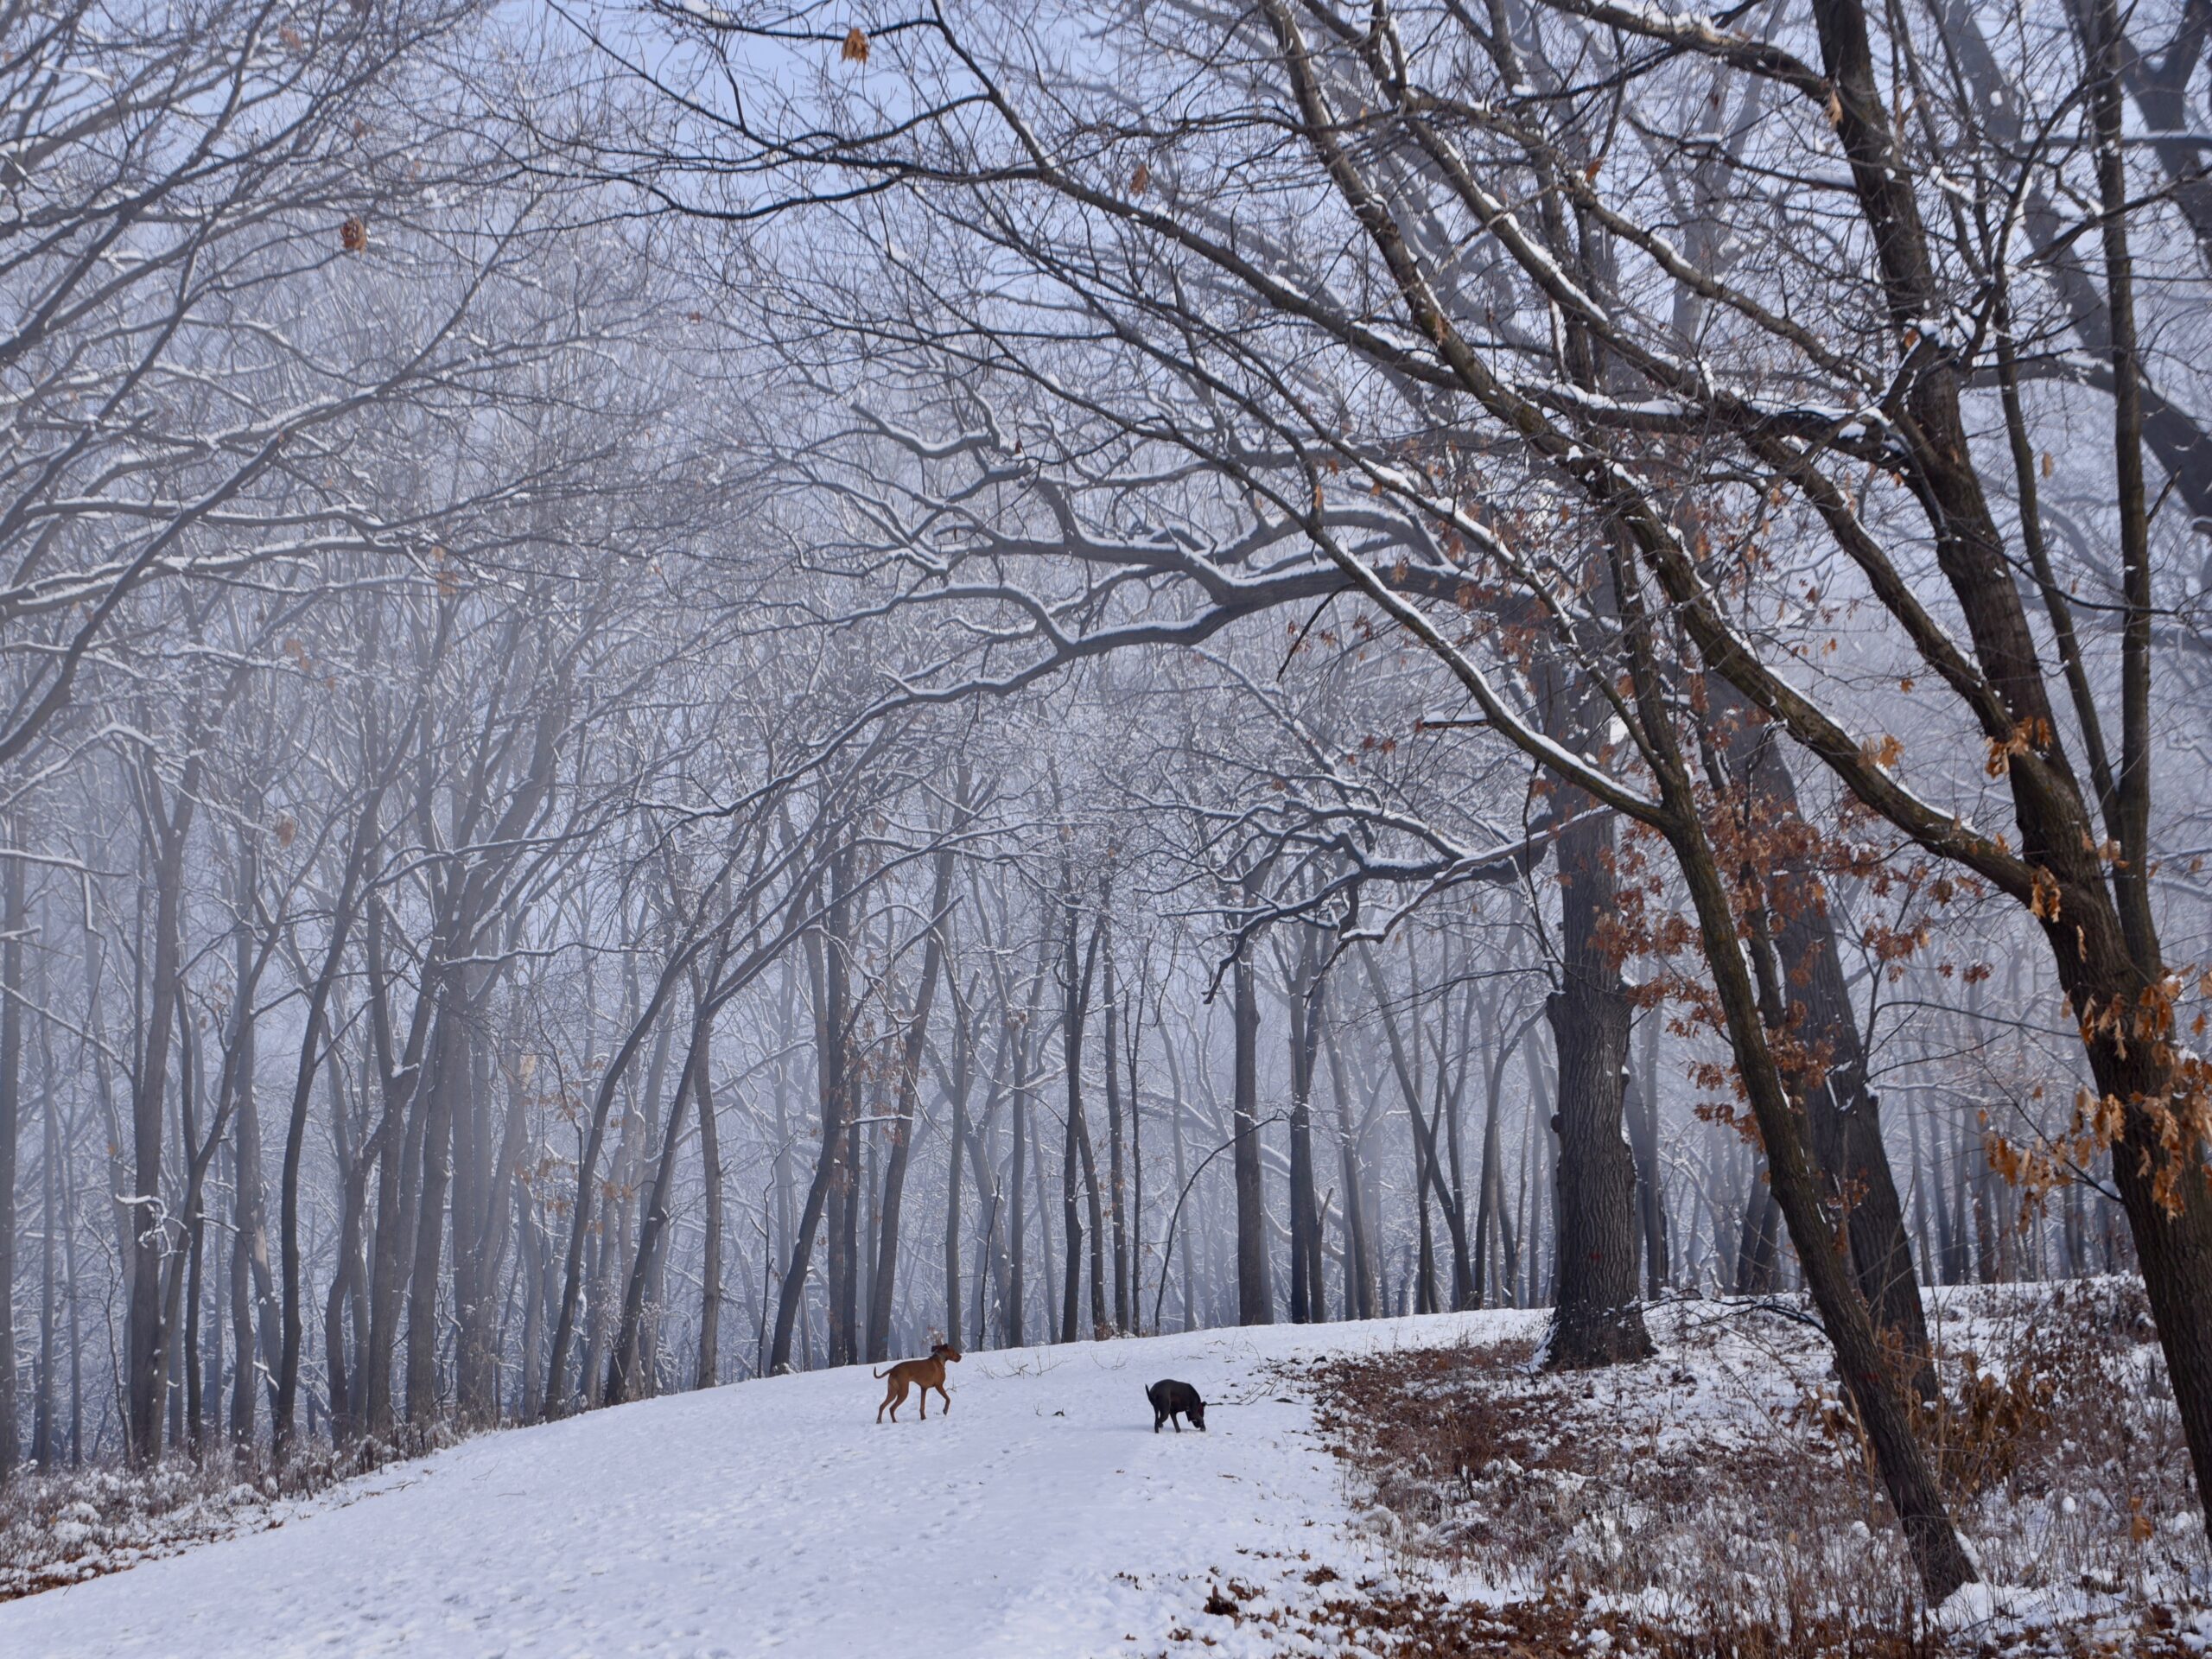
[1604,541,1977,1599]
[1029,1079,1058,1343]
[270,811,388,1447]
[1723,693,1934,1393]
[868,841,957,1360]
[126,786,194,1465]
[1007,1015,1027,1349]
[1542,802,1653,1368]
[1626,1017,1669,1300]
[1058,884,1096,1343]
[1230,924,1273,1325]
[543,937,702,1412]
[1078,1104,1108,1337]
[770,868,852,1375]
[944,1000,969,1351]
[1104,944,1129,1334]
[363,1026,427,1439]
[325,1097,376,1443]
[0,846,24,1475]
[34,1004,57,1469]
[608,1001,712,1404]
[402,990,470,1426]
[1736,1182,1782,1294]
[1285,933,1325,1323]
[696,1007,724,1391]
[1125,974,1145,1336]
[1363,949,1475,1310]
[1320,1014,1374,1319]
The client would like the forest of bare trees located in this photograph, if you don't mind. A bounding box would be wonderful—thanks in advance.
[1,0,2208,1610]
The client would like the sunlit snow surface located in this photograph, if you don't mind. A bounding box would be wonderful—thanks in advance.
[0,1313,1522,1657]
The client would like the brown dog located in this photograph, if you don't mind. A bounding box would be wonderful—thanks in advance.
[874,1342,961,1422]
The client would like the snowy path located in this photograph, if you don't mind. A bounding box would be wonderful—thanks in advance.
[0,1313,1526,1658]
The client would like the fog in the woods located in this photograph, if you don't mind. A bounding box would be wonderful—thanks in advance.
[0,0,2209,1643]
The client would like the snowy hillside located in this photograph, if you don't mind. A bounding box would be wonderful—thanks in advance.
[0,1314,1524,1659]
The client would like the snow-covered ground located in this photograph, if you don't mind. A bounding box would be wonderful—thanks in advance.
[0,1313,1521,1659]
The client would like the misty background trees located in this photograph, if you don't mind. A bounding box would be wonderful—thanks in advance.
[1,0,2208,1598]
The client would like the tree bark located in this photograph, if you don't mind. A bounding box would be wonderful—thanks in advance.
[1320,1014,1375,1319]
[1363,948,1475,1310]
[866,835,955,1360]
[1717,690,1935,1393]
[1542,801,1653,1368]
[34,1000,57,1469]
[696,1005,725,1391]
[1103,942,1129,1334]
[770,860,852,1376]
[607,999,712,1404]
[0,844,24,1475]
[1007,1014,1028,1349]
[276,799,384,1450]
[1230,920,1273,1325]
[1057,879,1099,1343]
[125,764,197,1464]
[1284,931,1326,1323]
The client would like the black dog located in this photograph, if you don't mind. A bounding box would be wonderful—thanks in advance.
[1147,1378,1206,1433]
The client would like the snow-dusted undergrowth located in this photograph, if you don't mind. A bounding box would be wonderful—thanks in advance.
[1306,1280,2211,1655]
[0,1428,456,1604]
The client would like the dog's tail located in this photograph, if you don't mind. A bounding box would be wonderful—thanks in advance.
[872,1364,892,1379]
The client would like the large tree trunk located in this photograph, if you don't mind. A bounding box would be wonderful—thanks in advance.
[1543,801,1654,1368]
